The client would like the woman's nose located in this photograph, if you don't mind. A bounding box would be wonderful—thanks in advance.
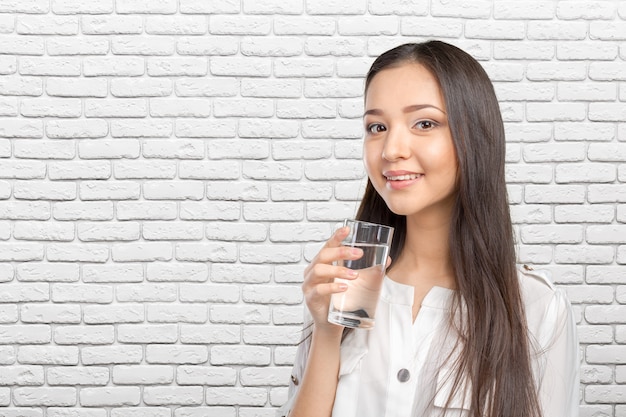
[381,127,410,161]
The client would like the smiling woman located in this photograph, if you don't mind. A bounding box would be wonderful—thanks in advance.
[279,41,579,417]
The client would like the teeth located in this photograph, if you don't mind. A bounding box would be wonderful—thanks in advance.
[386,174,421,181]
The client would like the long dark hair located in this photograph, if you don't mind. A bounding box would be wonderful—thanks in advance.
[356,41,542,417]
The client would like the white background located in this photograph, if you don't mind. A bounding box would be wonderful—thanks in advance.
[0,0,625,416]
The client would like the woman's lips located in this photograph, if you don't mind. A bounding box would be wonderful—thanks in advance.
[383,171,423,190]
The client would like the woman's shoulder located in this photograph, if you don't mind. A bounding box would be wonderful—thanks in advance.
[517,265,561,307]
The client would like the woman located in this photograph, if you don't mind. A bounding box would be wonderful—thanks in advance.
[278,41,579,417]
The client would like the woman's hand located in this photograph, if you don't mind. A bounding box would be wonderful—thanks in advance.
[302,226,363,333]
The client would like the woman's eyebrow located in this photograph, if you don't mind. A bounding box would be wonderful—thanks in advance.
[363,103,446,117]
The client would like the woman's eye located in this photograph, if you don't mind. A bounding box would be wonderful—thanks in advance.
[415,120,436,130]
[366,123,386,134]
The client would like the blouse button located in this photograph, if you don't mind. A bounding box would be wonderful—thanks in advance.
[291,374,299,386]
[397,368,410,383]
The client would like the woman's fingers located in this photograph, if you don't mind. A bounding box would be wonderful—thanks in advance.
[311,281,349,297]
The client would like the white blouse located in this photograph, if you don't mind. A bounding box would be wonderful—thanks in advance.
[277,267,580,417]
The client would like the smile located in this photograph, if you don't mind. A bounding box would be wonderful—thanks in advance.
[384,173,423,181]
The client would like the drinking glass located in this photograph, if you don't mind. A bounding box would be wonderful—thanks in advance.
[327,219,394,329]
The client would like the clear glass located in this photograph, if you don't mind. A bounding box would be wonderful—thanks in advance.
[327,219,394,329]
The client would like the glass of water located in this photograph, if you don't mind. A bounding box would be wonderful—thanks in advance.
[327,219,394,329]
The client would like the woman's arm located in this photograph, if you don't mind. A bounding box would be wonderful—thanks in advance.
[289,325,343,417]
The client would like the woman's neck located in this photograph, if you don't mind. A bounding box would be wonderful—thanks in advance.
[389,213,456,290]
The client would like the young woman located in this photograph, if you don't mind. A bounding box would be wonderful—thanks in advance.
[278,41,579,417]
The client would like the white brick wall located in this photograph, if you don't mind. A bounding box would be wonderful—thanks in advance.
[0,0,623,415]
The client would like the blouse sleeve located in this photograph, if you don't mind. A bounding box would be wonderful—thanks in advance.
[275,322,312,417]
[535,286,580,417]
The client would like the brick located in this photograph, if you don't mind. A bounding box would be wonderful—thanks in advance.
[271,183,333,201]
[581,365,613,384]
[527,21,587,40]
[14,387,76,406]
[206,387,267,406]
[305,160,365,180]
[112,78,172,98]
[241,78,300,98]
[526,102,585,122]
[111,409,169,417]
[526,62,586,81]
[52,0,113,14]
[0,76,43,96]
[305,37,365,56]
[147,304,207,323]
[242,285,302,304]
[146,345,208,364]
[47,119,108,139]
[243,202,303,222]
[112,36,176,56]
[239,119,299,138]
[523,143,585,162]
[466,20,524,40]
[589,62,626,81]
[270,222,331,243]
[210,57,270,77]
[116,0,175,13]
[177,36,238,56]
[587,266,626,284]
[273,306,305,325]
[17,15,78,35]
[80,387,140,407]
[0,119,43,138]
[210,345,271,366]
[213,98,273,118]
[554,122,614,142]
[240,367,292,386]
[557,42,618,61]
[84,305,144,324]
[176,78,238,97]
[306,0,365,14]
[335,181,366,201]
[116,284,177,303]
[524,185,585,204]
[0,305,17,323]
[589,144,626,162]
[273,16,335,35]
[0,161,45,180]
[587,344,626,362]
[54,325,114,345]
[243,326,301,345]
[180,201,240,221]
[307,202,360,221]
[494,1,554,19]
[554,245,614,264]
[143,386,203,406]
[114,160,176,179]
[85,98,147,118]
[555,204,614,223]
[589,102,626,121]
[243,161,301,181]
[174,242,237,263]
[587,225,626,244]
[20,57,80,76]
[430,0,491,18]
[143,222,204,240]
[0,365,44,386]
[520,225,582,244]
[274,58,334,78]
[81,346,143,365]
[588,185,626,203]
[143,181,203,200]
[558,81,616,101]
[17,262,79,282]
[495,82,554,101]
[84,57,144,77]
[150,98,210,117]
[143,139,205,158]
[241,37,303,57]
[83,264,143,283]
[179,283,238,303]
[146,16,207,35]
[112,365,173,385]
[209,16,270,35]
[504,164,551,184]
[590,21,626,40]
[176,365,236,386]
[18,346,78,365]
[117,324,177,344]
[14,140,75,160]
[516,245,552,264]
[577,325,613,344]
[0,36,44,55]
[48,367,109,386]
[336,58,375,78]
[111,242,172,262]
[0,243,44,261]
[369,0,427,15]
[180,324,240,344]
[176,119,236,138]
[82,15,143,34]
[556,163,615,183]
[305,79,363,98]
[564,285,613,304]
[212,264,271,284]
[53,201,113,221]
[180,0,239,13]
[0,324,50,344]
[210,305,269,324]
[206,182,268,201]
[557,1,616,19]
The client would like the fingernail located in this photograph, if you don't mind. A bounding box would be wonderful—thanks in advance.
[351,248,362,256]
[338,283,348,291]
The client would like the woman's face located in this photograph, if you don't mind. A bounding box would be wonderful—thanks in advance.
[363,62,458,220]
